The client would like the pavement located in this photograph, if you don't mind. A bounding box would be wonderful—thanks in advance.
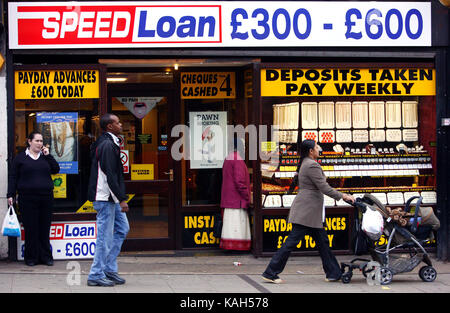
[0,251,449,294]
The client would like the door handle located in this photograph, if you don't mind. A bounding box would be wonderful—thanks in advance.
[164,169,174,181]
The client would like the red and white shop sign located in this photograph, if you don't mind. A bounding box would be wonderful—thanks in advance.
[8,1,222,49]
[8,1,432,49]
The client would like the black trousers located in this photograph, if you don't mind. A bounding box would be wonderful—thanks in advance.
[18,193,53,264]
[263,223,342,280]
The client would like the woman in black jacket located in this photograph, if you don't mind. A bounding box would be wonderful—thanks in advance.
[7,131,60,266]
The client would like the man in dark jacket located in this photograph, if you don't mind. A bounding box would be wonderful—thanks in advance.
[87,113,130,287]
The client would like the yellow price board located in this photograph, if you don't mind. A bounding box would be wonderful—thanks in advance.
[261,141,277,152]
[15,70,100,99]
[261,68,435,97]
[181,72,235,99]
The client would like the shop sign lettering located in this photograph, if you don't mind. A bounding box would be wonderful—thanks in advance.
[14,70,100,99]
[17,221,97,260]
[261,68,435,97]
[183,214,220,248]
[9,2,431,49]
[181,72,235,99]
[263,215,349,252]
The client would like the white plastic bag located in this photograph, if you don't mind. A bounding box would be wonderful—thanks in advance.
[2,205,21,237]
[362,208,384,241]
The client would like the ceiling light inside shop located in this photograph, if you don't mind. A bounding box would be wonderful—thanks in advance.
[99,58,258,67]
[107,77,128,82]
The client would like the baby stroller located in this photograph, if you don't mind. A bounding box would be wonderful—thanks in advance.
[340,194,440,285]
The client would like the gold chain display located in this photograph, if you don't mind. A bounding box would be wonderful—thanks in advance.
[52,122,67,158]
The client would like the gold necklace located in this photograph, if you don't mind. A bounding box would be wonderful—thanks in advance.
[52,122,67,158]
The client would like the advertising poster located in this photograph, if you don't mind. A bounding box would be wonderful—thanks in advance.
[14,70,100,99]
[17,221,97,260]
[181,72,236,99]
[9,2,431,49]
[189,111,228,169]
[37,112,78,174]
[183,213,220,248]
[115,97,163,119]
[52,174,67,198]
[263,213,350,252]
[261,68,436,97]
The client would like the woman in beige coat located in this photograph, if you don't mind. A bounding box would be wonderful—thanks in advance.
[262,140,354,283]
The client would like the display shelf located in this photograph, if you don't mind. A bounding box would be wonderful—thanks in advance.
[260,188,437,209]
[263,99,436,210]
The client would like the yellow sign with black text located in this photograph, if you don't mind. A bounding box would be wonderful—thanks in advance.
[181,72,235,99]
[263,215,349,252]
[14,70,100,99]
[76,194,135,213]
[131,164,154,181]
[261,68,436,97]
[183,214,220,247]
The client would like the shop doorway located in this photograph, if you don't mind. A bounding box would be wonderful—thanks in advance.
[107,71,176,250]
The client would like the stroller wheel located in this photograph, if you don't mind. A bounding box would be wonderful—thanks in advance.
[341,272,352,284]
[378,267,393,285]
[419,266,437,282]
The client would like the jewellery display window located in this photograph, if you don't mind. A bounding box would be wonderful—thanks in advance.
[258,65,437,252]
[260,95,436,209]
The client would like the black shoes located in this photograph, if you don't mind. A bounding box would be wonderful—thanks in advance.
[41,259,54,266]
[25,259,54,266]
[25,261,37,266]
[105,272,126,285]
[87,278,115,287]
[87,273,126,287]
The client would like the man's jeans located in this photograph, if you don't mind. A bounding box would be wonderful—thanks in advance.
[88,201,129,280]
[263,223,342,280]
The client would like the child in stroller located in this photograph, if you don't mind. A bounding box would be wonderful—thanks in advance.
[340,193,440,285]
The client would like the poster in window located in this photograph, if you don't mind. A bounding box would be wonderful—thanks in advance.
[189,111,228,169]
[37,112,78,174]
[115,97,163,119]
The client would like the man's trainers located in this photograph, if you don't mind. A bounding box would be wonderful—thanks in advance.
[105,272,126,285]
[262,274,284,284]
[87,278,115,287]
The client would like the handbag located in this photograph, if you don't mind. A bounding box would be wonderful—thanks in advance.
[2,205,21,237]
[212,213,223,239]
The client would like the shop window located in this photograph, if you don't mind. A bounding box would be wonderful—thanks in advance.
[259,66,437,251]
[13,98,100,213]
[261,95,436,205]
[181,96,250,205]
[182,99,230,205]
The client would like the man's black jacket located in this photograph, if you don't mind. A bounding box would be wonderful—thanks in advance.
[87,132,127,203]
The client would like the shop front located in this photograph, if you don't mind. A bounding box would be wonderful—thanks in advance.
[5,1,449,260]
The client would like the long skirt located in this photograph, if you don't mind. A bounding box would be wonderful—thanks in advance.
[220,208,251,251]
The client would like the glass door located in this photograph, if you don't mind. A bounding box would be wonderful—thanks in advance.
[108,72,175,250]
